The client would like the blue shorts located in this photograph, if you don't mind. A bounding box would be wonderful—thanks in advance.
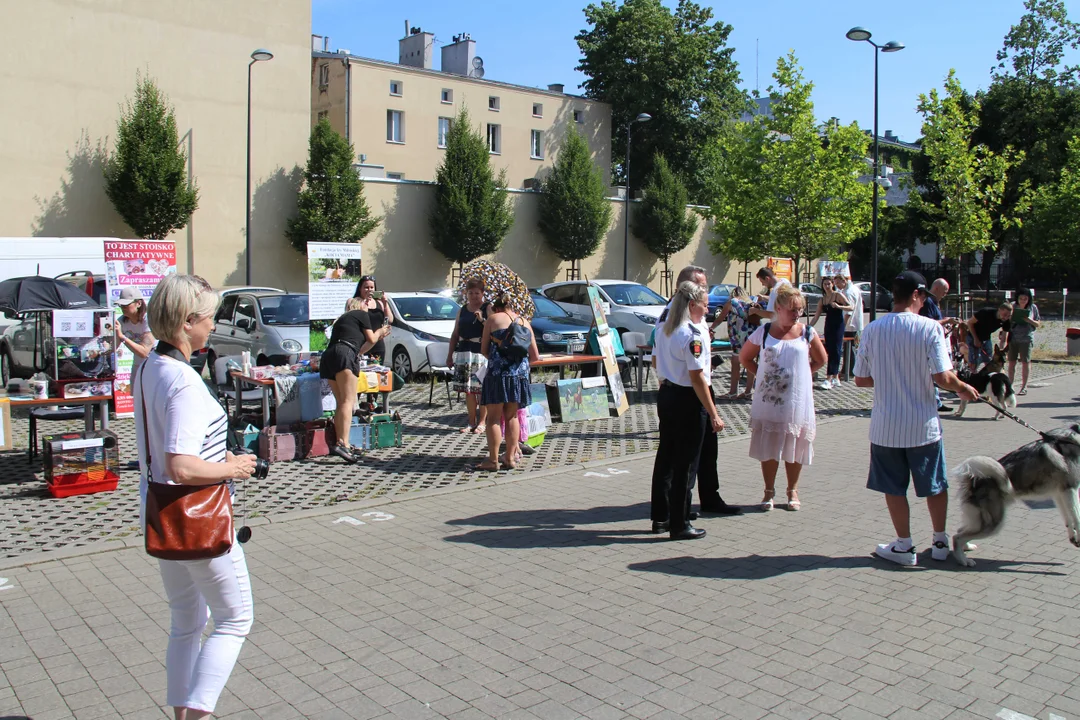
[867,441,948,497]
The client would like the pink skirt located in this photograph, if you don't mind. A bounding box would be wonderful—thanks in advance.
[748,423,814,465]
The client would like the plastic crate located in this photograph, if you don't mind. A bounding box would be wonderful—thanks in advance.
[258,425,303,462]
[235,424,260,454]
[350,414,402,450]
[42,430,120,498]
[524,432,545,448]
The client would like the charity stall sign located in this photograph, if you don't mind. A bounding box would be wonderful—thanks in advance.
[307,242,363,353]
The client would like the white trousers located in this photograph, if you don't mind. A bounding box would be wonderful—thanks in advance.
[158,540,254,713]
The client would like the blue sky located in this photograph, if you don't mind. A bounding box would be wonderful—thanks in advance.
[312,0,1072,142]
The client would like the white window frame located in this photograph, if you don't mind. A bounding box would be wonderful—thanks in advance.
[389,79,403,96]
[318,64,330,88]
[387,110,405,144]
[386,172,405,180]
[488,96,500,111]
[438,117,452,149]
[487,123,501,154]
[532,103,543,118]
[441,88,453,104]
[530,130,544,160]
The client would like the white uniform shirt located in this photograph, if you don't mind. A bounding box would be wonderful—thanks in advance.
[842,286,865,332]
[765,279,792,312]
[853,312,952,448]
[134,352,229,524]
[654,319,711,386]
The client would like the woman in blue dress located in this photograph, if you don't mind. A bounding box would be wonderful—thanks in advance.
[477,292,540,471]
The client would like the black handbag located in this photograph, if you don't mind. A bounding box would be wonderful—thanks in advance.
[497,317,531,362]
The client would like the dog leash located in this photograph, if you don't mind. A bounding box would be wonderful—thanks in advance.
[975,397,1056,442]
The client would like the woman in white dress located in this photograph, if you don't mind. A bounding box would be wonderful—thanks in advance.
[739,283,827,511]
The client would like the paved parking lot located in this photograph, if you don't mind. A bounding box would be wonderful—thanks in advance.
[1,368,1078,719]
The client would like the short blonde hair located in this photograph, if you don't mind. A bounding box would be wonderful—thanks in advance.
[774,282,805,312]
[147,274,219,342]
[344,297,365,312]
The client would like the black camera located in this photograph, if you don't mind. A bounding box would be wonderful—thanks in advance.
[252,457,269,480]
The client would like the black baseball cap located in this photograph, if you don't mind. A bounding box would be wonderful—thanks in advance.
[893,270,928,297]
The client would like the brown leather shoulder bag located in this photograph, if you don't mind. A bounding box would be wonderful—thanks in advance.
[139,356,234,561]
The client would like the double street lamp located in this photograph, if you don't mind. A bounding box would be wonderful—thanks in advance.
[846,27,903,321]
[623,112,652,281]
[246,48,274,285]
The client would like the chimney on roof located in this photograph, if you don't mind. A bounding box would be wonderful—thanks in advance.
[884,129,896,140]
[398,21,434,69]
[442,33,479,77]
[311,34,330,52]
[548,83,565,93]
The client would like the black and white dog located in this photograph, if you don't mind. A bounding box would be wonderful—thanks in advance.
[955,346,1015,418]
[949,422,1080,566]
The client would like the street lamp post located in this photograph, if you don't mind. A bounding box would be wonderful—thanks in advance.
[246,48,274,285]
[623,112,652,281]
[846,27,903,321]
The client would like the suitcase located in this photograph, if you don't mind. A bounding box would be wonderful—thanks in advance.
[258,425,303,462]
[304,420,336,458]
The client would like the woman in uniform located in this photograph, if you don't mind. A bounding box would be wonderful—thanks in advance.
[649,281,724,541]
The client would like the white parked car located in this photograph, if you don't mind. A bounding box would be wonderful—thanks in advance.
[539,279,667,337]
[384,292,459,380]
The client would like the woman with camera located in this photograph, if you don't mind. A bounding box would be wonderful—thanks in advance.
[477,292,540,471]
[320,297,378,463]
[134,274,258,719]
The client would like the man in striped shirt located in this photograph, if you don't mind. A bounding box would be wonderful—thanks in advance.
[854,271,978,566]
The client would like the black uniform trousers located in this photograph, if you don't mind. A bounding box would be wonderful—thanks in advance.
[650,382,707,531]
[691,393,722,508]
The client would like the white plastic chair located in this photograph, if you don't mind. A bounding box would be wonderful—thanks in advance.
[212,355,264,418]
[621,331,652,390]
[425,342,454,408]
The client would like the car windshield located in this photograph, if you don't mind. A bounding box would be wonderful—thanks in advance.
[394,296,460,321]
[258,294,309,325]
[531,294,571,318]
[601,283,666,306]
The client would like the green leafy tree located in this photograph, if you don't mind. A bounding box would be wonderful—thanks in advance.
[537,128,613,278]
[430,106,514,268]
[103,74,198,239]
[286,118,379,252]
[703,53,872,280]
[910,70,1022,291]
[1028,136,1080,273]
[633,154,697,290]
[575,0,746,200]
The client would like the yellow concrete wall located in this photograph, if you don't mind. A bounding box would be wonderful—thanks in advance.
[0,0,312,290]
[315,57,611,189]
[358,180,740,293]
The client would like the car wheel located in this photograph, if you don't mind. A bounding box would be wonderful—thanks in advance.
[1,348,11,387]
[392,346,413,381]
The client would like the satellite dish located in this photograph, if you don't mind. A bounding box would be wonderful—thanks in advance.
[473,67,485,79]
[472,56,484,69]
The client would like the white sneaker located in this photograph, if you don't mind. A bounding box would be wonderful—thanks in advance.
[874,542,917,566]
[931,539,950,562]
[816,379,832,390]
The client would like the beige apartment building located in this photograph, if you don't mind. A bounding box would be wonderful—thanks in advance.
[310,31,612,188]
[0,0,312,290]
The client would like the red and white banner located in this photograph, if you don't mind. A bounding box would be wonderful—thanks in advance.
[104,241,176,417]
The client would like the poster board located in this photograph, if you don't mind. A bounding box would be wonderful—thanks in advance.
[307,242,363,353]
[596,333,629,415]
[555,377,609,422]
[818,260,850,279]
[104,240,176,417]
[585,285,610,336]
[766,257,794,282]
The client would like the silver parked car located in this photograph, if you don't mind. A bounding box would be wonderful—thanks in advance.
[206,291,308,368]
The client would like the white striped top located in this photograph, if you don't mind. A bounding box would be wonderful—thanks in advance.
[853,311,952,448]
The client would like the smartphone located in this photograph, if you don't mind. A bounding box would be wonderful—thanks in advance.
[371,290,384,299]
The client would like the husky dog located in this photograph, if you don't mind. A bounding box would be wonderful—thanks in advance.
[949,422,1080,566]
[955,346,1014,418]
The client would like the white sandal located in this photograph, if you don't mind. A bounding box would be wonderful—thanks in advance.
[760,489,775,511]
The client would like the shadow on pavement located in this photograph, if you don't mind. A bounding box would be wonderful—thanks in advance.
[445,503,660,548]
[628,553,1066,578]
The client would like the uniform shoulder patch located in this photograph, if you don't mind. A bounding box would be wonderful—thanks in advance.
[689,337,703,358]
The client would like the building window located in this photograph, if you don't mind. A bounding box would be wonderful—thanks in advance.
[387,110,404,143]
[530,130,544,159]
[573,109,584,123]
[438,117,451,148]
[317,110,328,123]
[441,88,453,104]
[532,103,543,118]
[387,172,404,180]
[487,123,501,154]
[318,64,330,88]
[488,96,500,111]
[389,80,403,96]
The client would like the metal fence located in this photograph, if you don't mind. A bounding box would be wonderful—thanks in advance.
[941,289,1080,322]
